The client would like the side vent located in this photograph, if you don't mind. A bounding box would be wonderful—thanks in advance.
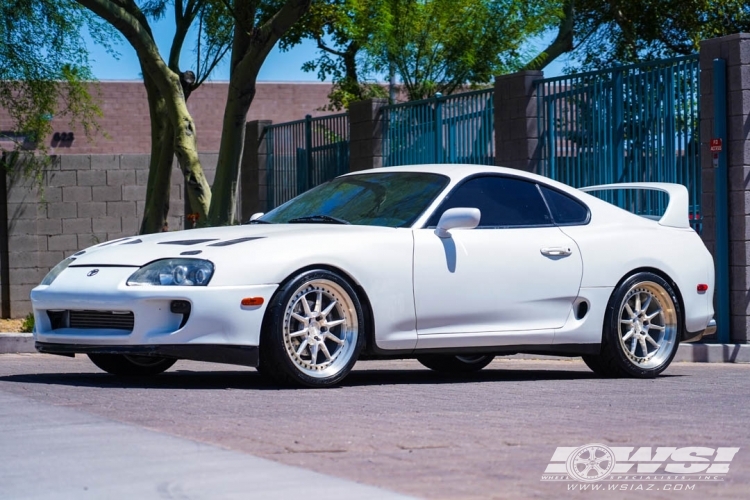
[574,300,589,320]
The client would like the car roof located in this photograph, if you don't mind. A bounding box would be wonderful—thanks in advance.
[344,163,525,180]
[342,163,651,228]
[343,163,577,193]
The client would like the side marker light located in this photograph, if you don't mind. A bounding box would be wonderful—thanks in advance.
[241,297,264,306]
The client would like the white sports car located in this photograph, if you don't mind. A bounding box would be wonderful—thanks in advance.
[31,164,716,387]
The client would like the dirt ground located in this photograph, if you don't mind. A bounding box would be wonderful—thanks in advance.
[0,319,23,332]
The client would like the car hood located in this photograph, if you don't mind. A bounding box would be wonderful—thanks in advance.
[68,224,396,267]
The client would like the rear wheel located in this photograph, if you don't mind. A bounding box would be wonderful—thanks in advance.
[87,353,176,376]
[417,354,494,373]
[259,269,365,388]
[583,272,681,378]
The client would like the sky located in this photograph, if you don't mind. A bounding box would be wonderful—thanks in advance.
[85,15,569,83]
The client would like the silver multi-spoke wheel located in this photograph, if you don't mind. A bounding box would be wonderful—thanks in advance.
[583,272,682,378]
[617,281,677,369]
[282,279,359,379]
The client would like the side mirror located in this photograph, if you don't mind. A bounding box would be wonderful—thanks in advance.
[434,207,481,238]
[249,212,264,222]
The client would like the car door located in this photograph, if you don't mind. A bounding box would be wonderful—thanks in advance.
[412,175,584,336]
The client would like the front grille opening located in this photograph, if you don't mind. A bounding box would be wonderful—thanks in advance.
[47,310,134,332]
[47,310,67,330]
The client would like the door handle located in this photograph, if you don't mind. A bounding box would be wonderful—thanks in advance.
[541,247,572,257]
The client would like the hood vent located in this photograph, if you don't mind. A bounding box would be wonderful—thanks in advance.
[100,237,135,247]
[208,237,264,247]
[158,239,219,246]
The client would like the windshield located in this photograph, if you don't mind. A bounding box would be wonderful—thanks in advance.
[259,172,449,227]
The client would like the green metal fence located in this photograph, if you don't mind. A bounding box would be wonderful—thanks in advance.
[382,88,495,166]
[265,113,349,211]
[535,55,702,231]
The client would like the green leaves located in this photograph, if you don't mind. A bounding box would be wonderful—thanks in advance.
[570,0,750,71]
[0,0,107,173]
[284,0,563,105]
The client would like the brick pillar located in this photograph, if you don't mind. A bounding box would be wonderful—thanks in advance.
[239,120,272,218]
[494,70,543,172]
[699,33,750,342]
[349,98,388,172]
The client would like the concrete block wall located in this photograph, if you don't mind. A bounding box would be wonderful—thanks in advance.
[240,121,272,218]
[349,99,388,172]
[0,82,336,155]
[494,71,543,172]
[699,33,750,342]
[3,154,217,317]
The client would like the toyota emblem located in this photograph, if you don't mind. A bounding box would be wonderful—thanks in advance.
[87,269,99,277]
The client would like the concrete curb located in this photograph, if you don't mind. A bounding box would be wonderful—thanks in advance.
[502,344,750,363]
[0,333,35,354]
[1,333,749,362]
[672,343,750,363]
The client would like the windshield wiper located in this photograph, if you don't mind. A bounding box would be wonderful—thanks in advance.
[287,214,350,225]
[244,219,271,224]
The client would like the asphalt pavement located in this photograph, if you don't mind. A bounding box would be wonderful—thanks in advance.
[1,354,749,499]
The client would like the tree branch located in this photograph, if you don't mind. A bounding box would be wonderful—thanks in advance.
[314,34,347,58]
[522,0,575,71]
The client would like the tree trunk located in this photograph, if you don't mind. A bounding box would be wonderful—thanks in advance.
[207,0,311,226]
[207,81,254,226]
[166,75,212,226]
[75,0,211,228]
[140,71,173,234]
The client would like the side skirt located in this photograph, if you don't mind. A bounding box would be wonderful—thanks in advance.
[359,343,601,360]
[35,342,259,367]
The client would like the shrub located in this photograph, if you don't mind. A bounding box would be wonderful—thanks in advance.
[20,313,34,333]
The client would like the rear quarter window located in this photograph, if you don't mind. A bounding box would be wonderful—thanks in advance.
[539,185,590,225]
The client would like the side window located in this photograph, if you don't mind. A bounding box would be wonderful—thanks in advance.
[539,185,590,225]
[427,176,552,228]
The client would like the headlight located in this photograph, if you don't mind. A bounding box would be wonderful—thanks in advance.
[40,258,75,285]
[127,259,215,286]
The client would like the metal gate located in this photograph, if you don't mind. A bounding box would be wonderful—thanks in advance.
[265,113,349,211]
[382,88,495,166]
[535,55,701,232]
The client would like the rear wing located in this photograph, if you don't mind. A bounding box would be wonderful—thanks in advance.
[579,182,690,229]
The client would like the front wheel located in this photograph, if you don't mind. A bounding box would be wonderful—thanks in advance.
[417,354,494,373]
[88,353,176,376]
[259,269,365,388]
[583,272,681,378]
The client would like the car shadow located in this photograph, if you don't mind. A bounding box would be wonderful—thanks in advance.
[0,364,681,390]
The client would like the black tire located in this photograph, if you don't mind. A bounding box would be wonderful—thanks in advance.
[87,353,176,376]
[259,269,365,388]
[417,354,494,373]
[583,271,682,378]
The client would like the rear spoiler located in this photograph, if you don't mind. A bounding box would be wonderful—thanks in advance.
[579,182,690,229]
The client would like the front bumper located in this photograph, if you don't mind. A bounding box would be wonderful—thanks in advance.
[36,342,259,367]
[31,266,278,349]
[683,318,717,343]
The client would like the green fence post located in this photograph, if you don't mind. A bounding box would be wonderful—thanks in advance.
[613,68,624,205]
[265,126,275,212]
[713,59,730,344]
[304,114,314,191]
[434,93,443,163]
[546,97,556,179]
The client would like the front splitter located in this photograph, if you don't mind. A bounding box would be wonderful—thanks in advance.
[35,342,259,367]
